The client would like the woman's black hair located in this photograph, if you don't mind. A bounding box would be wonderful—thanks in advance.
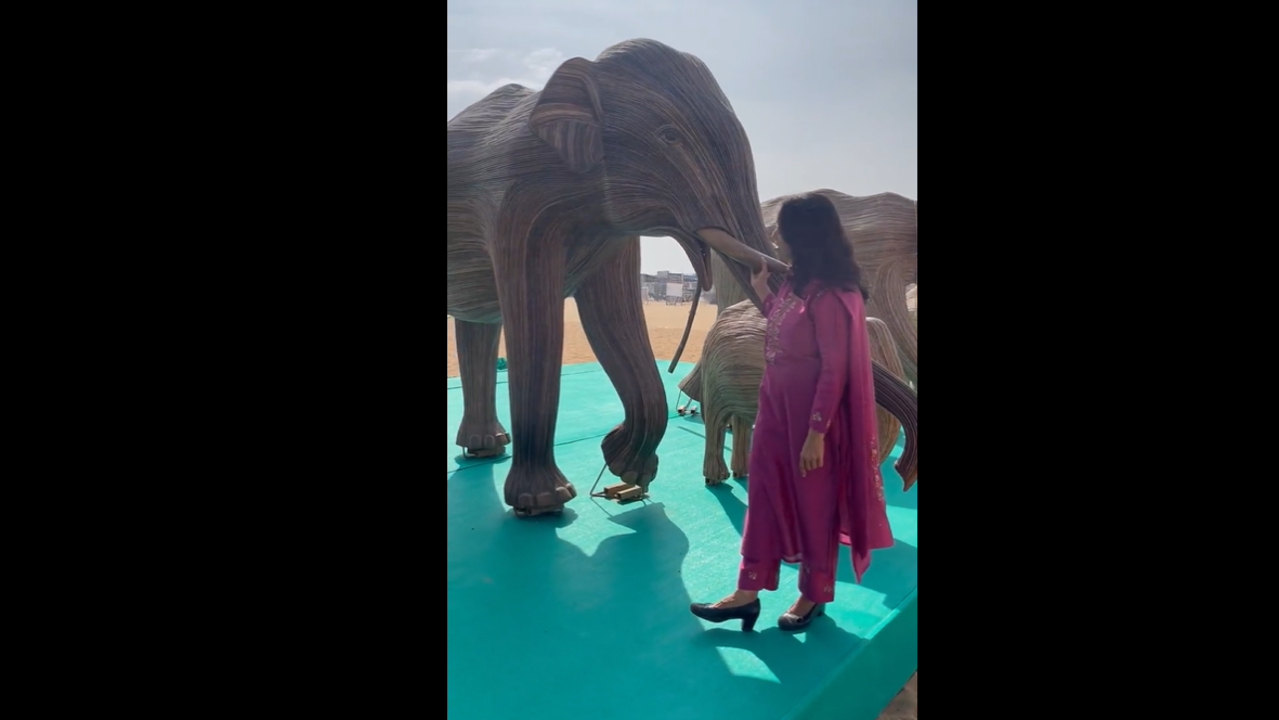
[776,192,869,301]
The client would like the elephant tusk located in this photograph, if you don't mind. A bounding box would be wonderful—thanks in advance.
[696,228,789,274]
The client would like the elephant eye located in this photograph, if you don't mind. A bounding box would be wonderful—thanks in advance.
[658,127,682,144]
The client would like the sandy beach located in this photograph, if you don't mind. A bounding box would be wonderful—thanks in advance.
[446,299,916,720]
[880,672,918,719]
[447,288,915,378]
[446,297,715,377]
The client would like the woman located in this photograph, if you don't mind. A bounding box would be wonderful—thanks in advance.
[689,192,893,632]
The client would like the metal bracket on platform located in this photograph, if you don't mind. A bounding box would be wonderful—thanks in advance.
[674,390,699,416]
[600,482,646,502]
[587,465,649,504]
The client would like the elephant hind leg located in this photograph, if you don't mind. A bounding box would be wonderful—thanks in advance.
[729,415,752,478]
[703,415,730,486]
[701,389,730,486]
[454,319,509,457]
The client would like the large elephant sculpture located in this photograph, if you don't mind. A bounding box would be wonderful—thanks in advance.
[447,39,790,517]
[678,190,919,489]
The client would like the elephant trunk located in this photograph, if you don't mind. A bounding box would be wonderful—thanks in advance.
[873,366,918,490]
[867,259,918,386]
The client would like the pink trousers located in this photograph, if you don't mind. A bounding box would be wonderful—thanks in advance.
[736,466,841,604]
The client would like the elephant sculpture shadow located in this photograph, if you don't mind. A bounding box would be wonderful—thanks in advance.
[707,475,917,611]
[707,477,748,536]
[446,460,874,720]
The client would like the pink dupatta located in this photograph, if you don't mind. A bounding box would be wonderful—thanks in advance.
[829,290,895,583]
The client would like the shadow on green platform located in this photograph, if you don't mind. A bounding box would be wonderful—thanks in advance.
[447,362,916,720]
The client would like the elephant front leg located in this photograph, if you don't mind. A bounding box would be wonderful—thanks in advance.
[574,237,666,491]
[454,319,509,458]
[702,418,729,486]
[729,415,753,478]
[495,240,576,517]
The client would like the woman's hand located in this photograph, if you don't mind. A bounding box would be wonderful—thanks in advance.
[751,261,771,300]
[799,431,824,477]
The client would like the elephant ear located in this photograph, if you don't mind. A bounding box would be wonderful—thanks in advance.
[528,57,604,173]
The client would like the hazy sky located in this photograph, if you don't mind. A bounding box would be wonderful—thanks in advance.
[447,0,917,275]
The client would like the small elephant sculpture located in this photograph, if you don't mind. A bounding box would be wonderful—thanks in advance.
[447,39,788,517]
[679,190,919,489]
[681,304,916,489]
[678,299,764,484]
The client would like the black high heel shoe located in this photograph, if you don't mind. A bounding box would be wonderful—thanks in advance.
[689,599,762,632]
[778,603,825,632]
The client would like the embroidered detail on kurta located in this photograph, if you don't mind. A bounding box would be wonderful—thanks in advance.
[811,412,823,424]
[870,441,886,500]
[764,293,799,363]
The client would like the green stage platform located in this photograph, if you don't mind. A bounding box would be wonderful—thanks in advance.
[447,362,917,720]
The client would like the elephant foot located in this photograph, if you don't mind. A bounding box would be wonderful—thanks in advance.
[602,425,659,491]
[704,456,729,486]
[456,420,510,458]
[504,463,576,518]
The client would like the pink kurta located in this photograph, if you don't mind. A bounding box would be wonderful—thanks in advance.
[737,280,893,603]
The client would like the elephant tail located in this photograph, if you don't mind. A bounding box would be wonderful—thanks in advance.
[872,362,918,491]
[678,360,704,403]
